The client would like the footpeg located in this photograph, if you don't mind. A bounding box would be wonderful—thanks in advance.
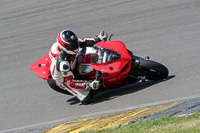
[137,76,146,82]
[145,56,150,60]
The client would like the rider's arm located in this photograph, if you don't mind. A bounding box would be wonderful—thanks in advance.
[79,31,108,48]
[78,37,99,48]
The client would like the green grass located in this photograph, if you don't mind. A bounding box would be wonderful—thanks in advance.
[81,111,200,133]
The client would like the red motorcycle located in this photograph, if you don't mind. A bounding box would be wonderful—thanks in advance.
[30,35,168,99]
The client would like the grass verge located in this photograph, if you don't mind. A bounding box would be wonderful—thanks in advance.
[81,111,200,133]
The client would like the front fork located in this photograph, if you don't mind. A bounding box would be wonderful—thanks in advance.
[131,55,150,67]
[131,55,143,68]
[129,55,150,82]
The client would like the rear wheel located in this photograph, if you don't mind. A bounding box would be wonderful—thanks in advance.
[47,80,72,95]
[129,59,169,80]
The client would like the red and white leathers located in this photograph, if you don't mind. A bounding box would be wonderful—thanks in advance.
[49,37,97,101]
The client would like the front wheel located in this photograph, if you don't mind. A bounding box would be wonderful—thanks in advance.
[130,59,169,80]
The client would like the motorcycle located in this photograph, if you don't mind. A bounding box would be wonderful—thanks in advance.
[30,34,168,102]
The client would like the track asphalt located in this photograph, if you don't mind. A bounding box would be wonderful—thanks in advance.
[1,0,200,132]
[3,98,200,133]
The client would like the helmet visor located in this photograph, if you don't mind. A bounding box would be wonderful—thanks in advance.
[65,39,79,51]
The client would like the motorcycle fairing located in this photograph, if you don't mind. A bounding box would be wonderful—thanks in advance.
[29,54,52,80]
[91,41,132,74]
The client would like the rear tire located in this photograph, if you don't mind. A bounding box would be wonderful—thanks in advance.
[130,59,169,80]
[47,80,73,95]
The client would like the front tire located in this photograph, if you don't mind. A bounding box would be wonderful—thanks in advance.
[130,59,169,80]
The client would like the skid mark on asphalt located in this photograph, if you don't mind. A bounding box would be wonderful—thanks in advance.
[44,101,180,133]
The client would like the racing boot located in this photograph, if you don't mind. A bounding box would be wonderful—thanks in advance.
[81,90,94,105]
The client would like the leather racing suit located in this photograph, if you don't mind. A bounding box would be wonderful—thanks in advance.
[49,37,98,101]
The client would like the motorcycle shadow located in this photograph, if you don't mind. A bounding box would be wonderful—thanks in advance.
[67,75,175,105]
[91,75,175,105]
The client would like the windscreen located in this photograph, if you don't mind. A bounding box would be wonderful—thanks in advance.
[91,46,121,64]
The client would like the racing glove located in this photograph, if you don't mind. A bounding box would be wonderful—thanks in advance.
[94,31,108,42]
[85,80,100,90]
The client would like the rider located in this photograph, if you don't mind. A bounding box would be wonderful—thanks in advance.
[49,30,108,104]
